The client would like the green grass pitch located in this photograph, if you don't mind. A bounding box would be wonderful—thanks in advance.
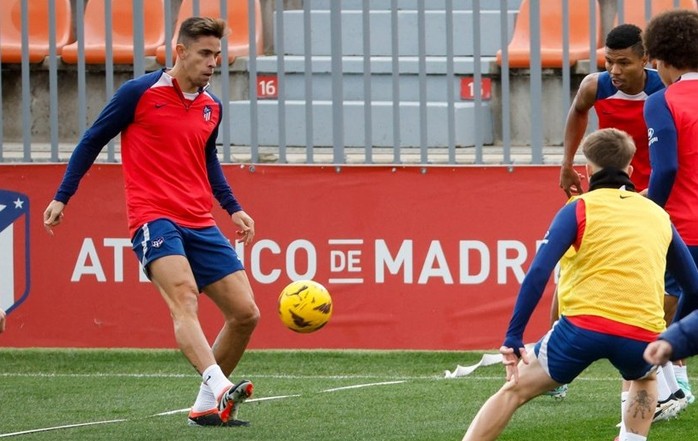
[0,349,696,440]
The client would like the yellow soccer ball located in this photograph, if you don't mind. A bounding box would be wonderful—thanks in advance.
[278,280,333,333]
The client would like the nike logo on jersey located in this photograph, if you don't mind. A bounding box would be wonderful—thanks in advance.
[155,103,167,109]
[620,195,632,199]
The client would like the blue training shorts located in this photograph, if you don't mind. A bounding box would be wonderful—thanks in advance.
[131,218,244,291]
[534,316,655,385]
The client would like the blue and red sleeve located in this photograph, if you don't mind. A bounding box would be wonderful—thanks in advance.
[502,200,582,353]
[205,100,242,215]
[54,71,161,204]
[645,90,679,208]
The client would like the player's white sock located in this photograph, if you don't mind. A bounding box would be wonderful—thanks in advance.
[191,382,218,412]
[662,361,682,396]
[621,434,646,441]
[202,364,234,402]
[620,391,629,428]
[657,366,672,401]
[674,364,689,384]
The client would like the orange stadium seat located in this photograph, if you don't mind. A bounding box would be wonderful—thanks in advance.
[61,0,166,64]
[596,0,698,67]
[0,0,73,63]
[155,0,264,66]
[497,0,601,68]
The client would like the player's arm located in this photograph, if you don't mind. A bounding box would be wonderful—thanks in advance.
[645,91,678,208]
[561,74,598,197]
[204,124,254,244]
[645,226,698,364]
[44,80,142,232]
[503,200,580,356]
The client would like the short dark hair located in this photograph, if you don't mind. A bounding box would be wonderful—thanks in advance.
[605,23,644,57]
[644,9,698,70]
[581,128,636,169]
[177,17,227,46]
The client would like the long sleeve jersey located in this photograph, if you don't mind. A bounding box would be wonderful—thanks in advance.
[54,69,242,236]
[645,73,698,245]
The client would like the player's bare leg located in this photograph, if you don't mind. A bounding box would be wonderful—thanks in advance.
[622,374,657,439]
[462,357,560,441]
[149,255,216,373]
[203,270,259,375]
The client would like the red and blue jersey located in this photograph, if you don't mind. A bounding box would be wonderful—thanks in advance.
[54,69,241,236]
[594,69,664,191]
[645,73,698,245]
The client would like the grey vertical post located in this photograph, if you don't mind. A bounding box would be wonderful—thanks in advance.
[418,0,427,163]
[618,0,624,24]
[500,0,511,164]
[20,0,31,160]
[473,0,483,164]
[645,0,651,23]
[220,0,231,162]
[529,0,543,163]
[49,0,60,161]
[390,0,400,162]
[362,0,373,164]
[133,0,145,78]
[330,0,344,163]
[105,0,116,162]
[588,0,598,132]
[303,0,314,162]
[589,0,596,75]
[276,0,287,163]
[164,0,174,69]
[445,0,455,164]
[77,0,87,136]
[248,0,259,163]
[193,0,200,17]
[561,0,571,119]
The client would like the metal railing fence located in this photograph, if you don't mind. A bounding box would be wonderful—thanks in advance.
[0,0,690,164]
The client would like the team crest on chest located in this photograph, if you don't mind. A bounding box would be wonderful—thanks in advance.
[203,105,212,122]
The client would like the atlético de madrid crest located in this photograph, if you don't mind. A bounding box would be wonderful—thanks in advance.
[0,189,30,315]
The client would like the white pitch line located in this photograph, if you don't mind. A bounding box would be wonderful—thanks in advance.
[152,394,304,417]
[322,380,406,392]
[0,419,127,438]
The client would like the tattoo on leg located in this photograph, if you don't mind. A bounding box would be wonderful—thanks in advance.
[628,390,653,421]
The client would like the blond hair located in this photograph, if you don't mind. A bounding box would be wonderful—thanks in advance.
[581,128,636,169]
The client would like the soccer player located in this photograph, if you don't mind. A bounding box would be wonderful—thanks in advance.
[0,309,6,334]
[42,17,258,427]
[644,8,698,407]
[559,23,663,196]
[462,128,698,441]
[552,24,688,416]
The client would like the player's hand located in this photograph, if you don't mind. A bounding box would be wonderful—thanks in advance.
[0,309,6,334]
[644,340,673,366]
[500,345,528,384]
[43,200,66,235]
[231,210,255,245]
[639,188,649,197]
[560,164,585,198]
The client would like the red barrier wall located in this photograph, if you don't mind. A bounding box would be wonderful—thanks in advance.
[0,164,570,350]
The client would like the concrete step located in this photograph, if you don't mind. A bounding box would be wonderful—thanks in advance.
[252,55,498,76]
[305,0,522,11]
[228,100,493,147]
[278,9,515,57]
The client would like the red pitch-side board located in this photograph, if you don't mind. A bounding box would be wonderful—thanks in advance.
[0,164,571,350]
